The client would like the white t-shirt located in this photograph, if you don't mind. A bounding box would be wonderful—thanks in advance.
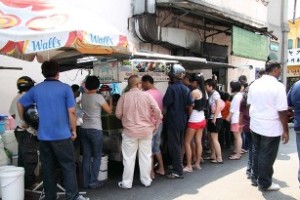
[248,75,288,137]
[229,92,243,124]
[208,91,222,119]
[9,93,24,128]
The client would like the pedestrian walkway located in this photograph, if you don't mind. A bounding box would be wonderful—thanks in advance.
[28,125,299,200]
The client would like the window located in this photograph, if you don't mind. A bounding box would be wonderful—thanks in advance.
[298,38,300,48]
[288,39,293,49]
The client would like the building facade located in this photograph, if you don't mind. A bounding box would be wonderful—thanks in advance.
[287,18,300,90]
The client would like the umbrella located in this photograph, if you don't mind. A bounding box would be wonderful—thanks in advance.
[0,0,130,63]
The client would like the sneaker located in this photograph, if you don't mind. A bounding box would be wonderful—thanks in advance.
[251,178,258,187]
[88,181,105,189]
[260,183,280,191]
[118,181,131,189]
[166,172,184,179]
[77,195,90,200]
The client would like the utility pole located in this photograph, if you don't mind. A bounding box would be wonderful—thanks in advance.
[293,0,297,24]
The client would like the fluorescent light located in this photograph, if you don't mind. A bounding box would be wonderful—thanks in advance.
[77,56,98,64]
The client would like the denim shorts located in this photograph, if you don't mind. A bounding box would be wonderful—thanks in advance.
[152,123,163,154]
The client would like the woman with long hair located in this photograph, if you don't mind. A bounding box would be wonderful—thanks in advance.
[183,74,207,172]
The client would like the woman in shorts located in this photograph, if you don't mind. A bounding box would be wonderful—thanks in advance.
[226,81,243,160]
[205,79,224,164]
[184,75,207,172]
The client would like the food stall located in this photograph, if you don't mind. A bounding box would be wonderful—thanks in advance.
[91,58,171,161]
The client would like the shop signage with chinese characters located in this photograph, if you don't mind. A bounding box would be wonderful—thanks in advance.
[287,48,300,66]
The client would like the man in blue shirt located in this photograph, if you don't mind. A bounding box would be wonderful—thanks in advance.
[18,61,89,200]
[287,80,300,188]
[163,64,193,179]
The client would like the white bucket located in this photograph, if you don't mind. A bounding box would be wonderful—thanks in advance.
[0,166,16,198]
[0,167,24,200]
[97,154,108,181]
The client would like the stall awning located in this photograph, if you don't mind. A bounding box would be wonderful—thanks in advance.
[131,52,236,70]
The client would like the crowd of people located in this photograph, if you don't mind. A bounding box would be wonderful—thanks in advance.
[9,59,297,199]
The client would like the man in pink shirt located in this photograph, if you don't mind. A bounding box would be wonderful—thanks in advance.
[116,75,161,189]
[141,75,165,179]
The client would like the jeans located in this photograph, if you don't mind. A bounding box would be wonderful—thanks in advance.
[251,131,280,189]
[15,128,39,188]
[40,139,79,200]
[80,128,103,188]
[242,132,249,150]
[219,120,231,149]
[296,131,300,183]
[167,129,184,176]
[243,131,252,176]
[152,123,163,154]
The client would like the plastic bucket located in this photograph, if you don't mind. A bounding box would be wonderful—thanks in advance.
[0,167,24,200]
[0,166,16,198]
[97,154,108,181]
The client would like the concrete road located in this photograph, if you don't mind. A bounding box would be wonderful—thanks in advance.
[28,125,299,200]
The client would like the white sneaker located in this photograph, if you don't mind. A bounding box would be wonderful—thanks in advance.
[77,195,90,200]
[265,183,280,191]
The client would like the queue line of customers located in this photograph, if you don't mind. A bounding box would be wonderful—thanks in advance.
[13,60,290,200]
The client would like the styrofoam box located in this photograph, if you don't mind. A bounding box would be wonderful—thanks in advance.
[1,131,18,155]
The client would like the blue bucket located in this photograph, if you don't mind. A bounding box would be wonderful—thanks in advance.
[0,122,5,134]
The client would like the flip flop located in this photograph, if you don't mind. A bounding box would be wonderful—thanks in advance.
[155,171,165,176]
[203,156,216,160]
[166,173,184,179]
[210,160,224,164]
[228,155,241,160]
[241,149,248,154]
[183,167,193,173]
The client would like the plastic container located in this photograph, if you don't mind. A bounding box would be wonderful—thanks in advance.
[0,166,16,198]
[0,122,5,135]
[1,131,18,156]
[0,166,24,200]
[6,117,15,131]
[97,154,108,181]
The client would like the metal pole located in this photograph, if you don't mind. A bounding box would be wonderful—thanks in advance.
[293,0,297,24]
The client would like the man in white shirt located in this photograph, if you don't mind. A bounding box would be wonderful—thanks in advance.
[247,62,289,191]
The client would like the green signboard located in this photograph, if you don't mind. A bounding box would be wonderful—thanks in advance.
[232,26,268,61]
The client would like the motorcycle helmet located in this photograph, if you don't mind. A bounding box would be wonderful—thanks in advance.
[17,76,35,92]
[24,104,39,130]
[168,64,186,80]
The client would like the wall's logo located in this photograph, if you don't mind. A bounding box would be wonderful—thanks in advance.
[0,11,21,29]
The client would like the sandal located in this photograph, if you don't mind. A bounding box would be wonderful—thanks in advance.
[211,159,224,164]
[166,173,184,179]
[203,156,216,160]
[241,149,248,154]
[228,155,241,160]
[192,164,202,170]
[183,167,193,173]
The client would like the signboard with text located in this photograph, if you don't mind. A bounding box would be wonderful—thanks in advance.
[287,48,300,66]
